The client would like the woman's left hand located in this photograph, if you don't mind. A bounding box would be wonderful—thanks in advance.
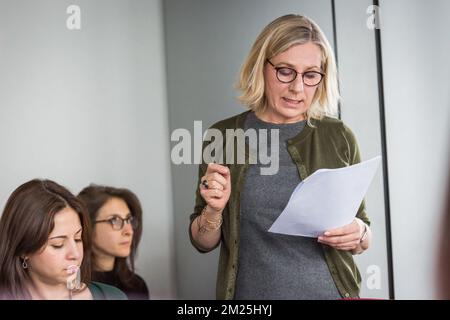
[318,218,366,251]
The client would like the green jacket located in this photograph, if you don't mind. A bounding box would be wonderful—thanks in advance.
[189,111,371,299]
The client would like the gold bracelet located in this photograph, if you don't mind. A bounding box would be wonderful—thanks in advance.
[198,206,222,233]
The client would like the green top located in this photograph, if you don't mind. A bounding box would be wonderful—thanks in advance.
[88,281,128,300]
[189,111,371,299]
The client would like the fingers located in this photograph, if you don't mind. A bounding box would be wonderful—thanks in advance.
[319,219,362,251]
[334,243,360,251]
[203,180,224,191]
[335,242,360,251]
[318,233,360,246]
[199,163,231,212]
[199,178,224,191]
[318,233,359,244]
[323,219,359,237]
[200,187,225,202]
[201,164,230,190]
[318,236,360,251]
[199,183,228,212]
[206,163,230,177]
[201,173,227,190]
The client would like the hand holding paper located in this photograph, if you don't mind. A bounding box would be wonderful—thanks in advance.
[268,156,381,237]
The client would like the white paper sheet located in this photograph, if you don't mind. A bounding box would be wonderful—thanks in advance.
[268,156,381,237]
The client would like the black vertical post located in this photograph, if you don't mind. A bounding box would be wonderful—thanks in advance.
[331,0,341,119]
[372,0,395,300]
[332,0,395,299]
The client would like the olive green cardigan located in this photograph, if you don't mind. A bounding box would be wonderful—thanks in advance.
[189,111,370,299]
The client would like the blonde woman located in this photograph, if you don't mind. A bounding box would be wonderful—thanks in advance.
[189,14,372,299]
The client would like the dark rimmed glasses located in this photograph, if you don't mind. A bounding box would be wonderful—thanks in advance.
[95,215,138,231]
[267,59,324,86]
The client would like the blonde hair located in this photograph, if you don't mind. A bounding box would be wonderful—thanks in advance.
[236,14,340,125]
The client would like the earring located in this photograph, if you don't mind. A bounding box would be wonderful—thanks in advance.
[22,258,28,269]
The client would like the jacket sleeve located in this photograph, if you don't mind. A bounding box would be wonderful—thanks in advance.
[342,124,371,227]
[188,132,222,253]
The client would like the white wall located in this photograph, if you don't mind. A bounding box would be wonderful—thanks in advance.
[335,0,390,299]
[0,0,176,299]
[380,0,450,299]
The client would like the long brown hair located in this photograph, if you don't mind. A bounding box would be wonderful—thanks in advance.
[0,179,91,300]
[77,185,143,288]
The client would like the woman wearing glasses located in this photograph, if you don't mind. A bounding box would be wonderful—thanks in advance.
[0,179,126,300]
[189,15,372,299]
[78,185,149,300]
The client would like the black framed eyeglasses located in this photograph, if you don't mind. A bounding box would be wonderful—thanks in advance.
[266,59,324,86]
[95,215,138,231]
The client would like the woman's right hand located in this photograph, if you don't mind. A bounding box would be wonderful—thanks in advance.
[199,163,231,214]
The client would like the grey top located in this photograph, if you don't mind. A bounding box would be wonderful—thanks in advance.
[234,112,340,300]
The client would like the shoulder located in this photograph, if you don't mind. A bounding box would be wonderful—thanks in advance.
[312,116,357,142]
[312,115,343,131]
[132,273,148,288]
[128,273,150,300]
[88,281,128,300]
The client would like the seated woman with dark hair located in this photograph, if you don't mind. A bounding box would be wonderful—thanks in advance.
[0,179,126,300]
[78,185,149,300]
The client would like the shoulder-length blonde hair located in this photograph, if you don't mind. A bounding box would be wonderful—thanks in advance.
[236,14,340,125]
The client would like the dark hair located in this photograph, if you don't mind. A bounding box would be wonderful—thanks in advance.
[77,185,143,289]
[439,161,450,299]
[0,179,91,300]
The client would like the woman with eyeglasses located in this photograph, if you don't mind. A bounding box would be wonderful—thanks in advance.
[189,14,372,299]
[78,185,149,300]
[0,179,127,300]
